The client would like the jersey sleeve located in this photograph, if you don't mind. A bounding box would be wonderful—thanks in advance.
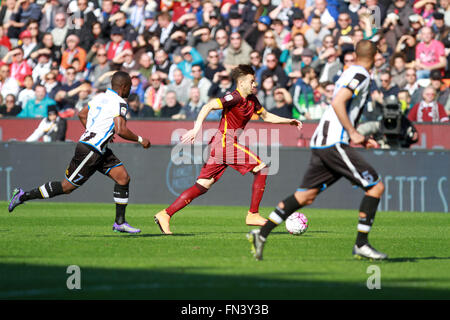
[342,72,368,96]
[252,96,264,115]
[118,102,128,118]
[216,91,241,110]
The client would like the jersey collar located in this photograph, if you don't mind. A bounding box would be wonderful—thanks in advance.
[107,88,119,96]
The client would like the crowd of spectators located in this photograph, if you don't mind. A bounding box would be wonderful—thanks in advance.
[0,0,448,128]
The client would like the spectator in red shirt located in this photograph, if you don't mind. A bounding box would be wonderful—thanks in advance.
[0,26,11,50]
[106,26,132,61]
[2,47,32,87]
[408,86,449,122]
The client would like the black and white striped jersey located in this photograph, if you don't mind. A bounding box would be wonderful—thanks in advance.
[79,89,128,154]
[310,65,371,148]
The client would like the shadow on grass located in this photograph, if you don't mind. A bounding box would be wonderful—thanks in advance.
[71,233,196,238]
[0,263,449,300]
[386,256,450,263]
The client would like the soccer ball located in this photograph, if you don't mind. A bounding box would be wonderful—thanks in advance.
[285,212,309,235]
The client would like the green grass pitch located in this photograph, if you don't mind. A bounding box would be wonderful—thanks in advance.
[1,202,449,300]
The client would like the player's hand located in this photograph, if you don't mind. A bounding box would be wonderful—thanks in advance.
[290,119,302,130]
[349,130,366,145]
[140,138,151,149]
[181,129,197,144]
[362,137,379,149]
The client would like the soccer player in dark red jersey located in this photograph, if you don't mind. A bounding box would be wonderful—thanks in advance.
[154,64,302,234]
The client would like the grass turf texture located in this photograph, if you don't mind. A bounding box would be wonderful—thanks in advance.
[1,202,449,300]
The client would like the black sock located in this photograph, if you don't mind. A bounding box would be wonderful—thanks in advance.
[260,195,301,239]
[116,204,127,225]
[21,182,64,201]
[114,183,129,224]
[356,232,368,247]
[355,195,380,247]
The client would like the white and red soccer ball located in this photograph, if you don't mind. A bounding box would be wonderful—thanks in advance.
[285,212,309,235]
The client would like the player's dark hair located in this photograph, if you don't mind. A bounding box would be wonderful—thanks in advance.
[231,64,255,81]
[111,71,132,91]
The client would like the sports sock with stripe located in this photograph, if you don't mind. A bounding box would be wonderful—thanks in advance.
[114,183,129,224]
[260,194,302,239]
[21,182,64,201]
[355,195,380,247]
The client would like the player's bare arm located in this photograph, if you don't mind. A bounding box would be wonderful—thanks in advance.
[259,108,302,130]
[331,87,377,149]
[113,116,151,148]
[181,99,223,144]
[78,105,89,128]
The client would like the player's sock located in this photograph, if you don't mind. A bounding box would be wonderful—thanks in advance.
[114,183,129,225]
[166,183,208,217]
[260,194,302,239]
[249,169,267,213]
[20,182,64,201]
[355,195,380,248]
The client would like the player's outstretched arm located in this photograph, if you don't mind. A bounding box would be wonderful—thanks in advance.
[259,108,302,130]
[181,99,223,144]
[331,88,378,149]
[113,116,151,148]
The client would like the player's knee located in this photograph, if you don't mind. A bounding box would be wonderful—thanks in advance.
[367,181,384,198]
[197,178,214,189]
[62,181,76,194]
[253,162,267,174]
[294,190,316,206]
[117,174,130,186]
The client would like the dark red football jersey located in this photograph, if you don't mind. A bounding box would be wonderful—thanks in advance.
[215,89,264,146]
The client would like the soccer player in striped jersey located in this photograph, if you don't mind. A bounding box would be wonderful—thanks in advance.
[8,72,151,234]
[154,64,302,234]
[248,40,388,261]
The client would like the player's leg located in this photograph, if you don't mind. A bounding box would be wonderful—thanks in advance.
[262,188,318,238]
[8,180,74,213]
[100,149,140,234]
[247,150,335,260]
[247,188,319,260]
[8,143,96,213]
[154,163,226,234]
[108,165,141,233]
[229,143,268,226]
[328,144,387,260]
[352,181,387,260]
[246,163,269,226]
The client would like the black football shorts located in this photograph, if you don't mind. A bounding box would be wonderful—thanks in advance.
[299,143,380,192]
[65,142,122,187]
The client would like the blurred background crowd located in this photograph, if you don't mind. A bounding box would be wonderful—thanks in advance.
[0,0,448,145]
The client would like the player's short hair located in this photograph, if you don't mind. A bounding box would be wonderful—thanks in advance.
[355,40,377,60]
[230,64,255,81]
[111,71,131,90]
